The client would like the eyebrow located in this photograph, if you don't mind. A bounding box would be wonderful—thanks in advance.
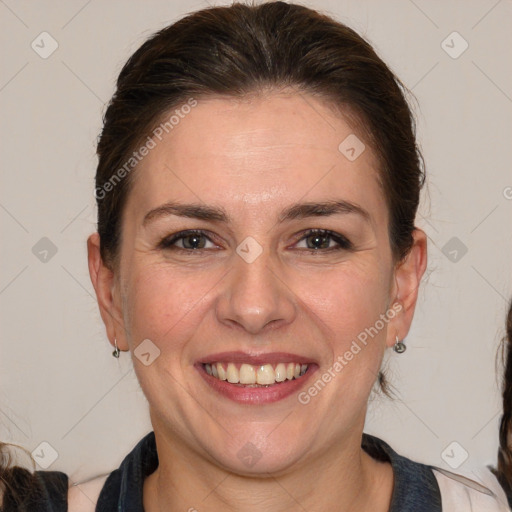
[142,199,371,227]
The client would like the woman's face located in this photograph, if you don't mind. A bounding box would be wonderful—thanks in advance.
[90,89,425,474]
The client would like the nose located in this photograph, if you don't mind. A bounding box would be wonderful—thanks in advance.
[215,248,297,335]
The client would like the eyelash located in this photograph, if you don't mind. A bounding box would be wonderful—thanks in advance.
[158,228,353,254]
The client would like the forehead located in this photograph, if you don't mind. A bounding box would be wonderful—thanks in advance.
[125,90,384,224]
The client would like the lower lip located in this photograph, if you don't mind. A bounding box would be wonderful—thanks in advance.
[196,364,317,404]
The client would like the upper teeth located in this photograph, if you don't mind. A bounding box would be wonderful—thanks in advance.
[204,362,308,385]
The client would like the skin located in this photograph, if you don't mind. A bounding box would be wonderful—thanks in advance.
[86,88,427,511]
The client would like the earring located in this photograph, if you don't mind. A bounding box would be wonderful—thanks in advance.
[112,338,120,358]
[393,335,406,353]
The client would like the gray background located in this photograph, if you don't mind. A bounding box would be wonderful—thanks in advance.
[1,0,511,485]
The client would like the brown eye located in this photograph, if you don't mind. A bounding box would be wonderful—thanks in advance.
[295,229,353,252]
[159,230,216,251]
[305,232,331,250]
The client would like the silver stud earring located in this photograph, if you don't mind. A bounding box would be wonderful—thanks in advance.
[112,338,120,358]
[393,335,406,353]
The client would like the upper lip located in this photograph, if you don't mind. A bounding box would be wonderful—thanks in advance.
[197,351,316,366]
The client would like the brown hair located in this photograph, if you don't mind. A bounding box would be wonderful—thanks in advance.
[493,300,512,504]
[0,441,37,510]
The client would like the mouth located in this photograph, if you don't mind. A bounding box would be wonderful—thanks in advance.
[196,352,317,404]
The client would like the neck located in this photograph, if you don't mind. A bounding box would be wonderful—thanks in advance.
[143,424,393,512]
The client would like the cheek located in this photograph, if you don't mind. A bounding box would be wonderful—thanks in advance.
[123,262,221,343]
[297,263,391,339]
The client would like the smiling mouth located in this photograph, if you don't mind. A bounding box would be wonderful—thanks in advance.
[202,362,309,387]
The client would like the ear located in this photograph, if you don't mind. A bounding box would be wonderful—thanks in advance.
[386,228,427,348]
[87,233,128,351]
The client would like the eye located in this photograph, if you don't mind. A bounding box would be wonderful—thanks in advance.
[158,228,353,254]
[294,229,353,252]
[158,230,218,251]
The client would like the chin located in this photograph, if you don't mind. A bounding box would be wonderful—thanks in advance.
[203,430,306,476]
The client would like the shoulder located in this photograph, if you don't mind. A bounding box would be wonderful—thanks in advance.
[362,433,442,510]
[37,432,155,511]
[31,471,109,512]
[431,465,511,511]
[362,433,511,511]
[67,474,110,512]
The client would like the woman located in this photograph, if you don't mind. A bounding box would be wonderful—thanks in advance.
[1,2,509,510]
[494,300,512,507]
